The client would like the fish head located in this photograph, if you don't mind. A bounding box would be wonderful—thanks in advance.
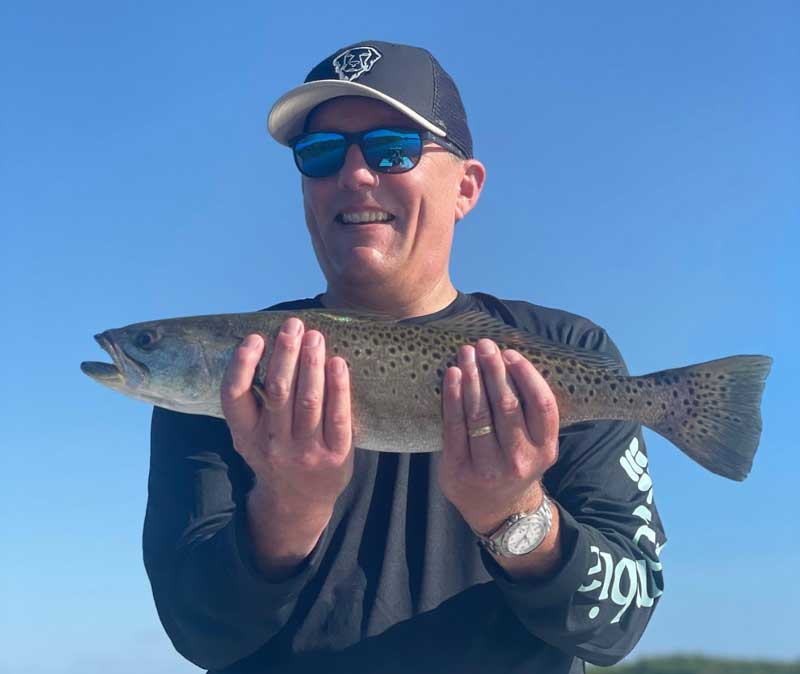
[80,318,227,413]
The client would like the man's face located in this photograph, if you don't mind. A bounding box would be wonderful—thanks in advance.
[300,96,470,296]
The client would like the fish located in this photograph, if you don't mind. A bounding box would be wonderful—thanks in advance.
[80,309,772,481]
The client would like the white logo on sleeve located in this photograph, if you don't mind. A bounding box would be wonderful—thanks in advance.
[332,46,382,82]
[577,436,665,624]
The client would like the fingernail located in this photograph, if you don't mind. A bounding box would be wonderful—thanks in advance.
[477,340,495,356]
[460,345,475,364]
[305,331,321,348]
[503,350,521,364]
[330,358,344,374]
[243,334,263,349]
[282,318,302,335]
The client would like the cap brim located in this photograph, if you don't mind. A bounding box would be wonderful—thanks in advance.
[267,80,446,145]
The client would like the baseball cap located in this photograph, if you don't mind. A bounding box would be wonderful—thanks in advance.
[267,40,473,159]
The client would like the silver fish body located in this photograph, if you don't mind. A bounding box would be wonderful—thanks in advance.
[81,309,772,481]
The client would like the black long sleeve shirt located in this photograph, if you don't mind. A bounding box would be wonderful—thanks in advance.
[143,292,666,673]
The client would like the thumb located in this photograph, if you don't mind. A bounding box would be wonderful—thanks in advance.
[221,334,265,435]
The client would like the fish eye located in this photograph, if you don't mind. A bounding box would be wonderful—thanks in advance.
[134,330,159,350]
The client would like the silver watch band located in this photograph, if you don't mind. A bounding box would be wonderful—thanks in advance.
[474,494,553,557]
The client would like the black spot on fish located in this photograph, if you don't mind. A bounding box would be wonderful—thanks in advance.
[436,368,444,378]
[434,386,440,395]
[568,384,575,394]
[610,383,617,391]
[542,369,550,379]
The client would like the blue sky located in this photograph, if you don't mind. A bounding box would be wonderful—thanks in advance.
[1,2,797,672]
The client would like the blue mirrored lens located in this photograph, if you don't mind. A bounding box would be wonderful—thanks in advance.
[294,132,347,177]
[362,129,422,173]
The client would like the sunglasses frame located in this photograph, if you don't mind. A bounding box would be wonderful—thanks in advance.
[289,127,466,178]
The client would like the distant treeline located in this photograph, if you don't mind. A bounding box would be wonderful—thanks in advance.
[588,654,800,674]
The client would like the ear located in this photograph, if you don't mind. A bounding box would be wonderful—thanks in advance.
[454,159,486,222]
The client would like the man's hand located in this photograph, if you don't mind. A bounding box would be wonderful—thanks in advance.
[220,317,354,578]
[438,339,560,537]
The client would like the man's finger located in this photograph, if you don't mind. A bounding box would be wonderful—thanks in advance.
[476,339,528,451]
[323,356,352,455]
[459,345,501,470]
[220,333,265,434]
[293,330,326,440]
[261,318,304,438]
[504,350,560,448]
[441,366,468,468]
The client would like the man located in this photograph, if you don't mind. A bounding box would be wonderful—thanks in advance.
[144,41,666,674]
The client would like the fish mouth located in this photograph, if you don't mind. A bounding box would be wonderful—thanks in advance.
[80,360,123,382]
[80,331,149,385]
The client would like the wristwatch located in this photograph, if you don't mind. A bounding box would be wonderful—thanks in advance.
[475,495,553,557]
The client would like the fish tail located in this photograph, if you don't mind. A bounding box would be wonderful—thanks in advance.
[642,355,772,481]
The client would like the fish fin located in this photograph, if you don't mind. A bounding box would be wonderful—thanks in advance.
[646,355,773,481]
[428,311,623,371]
[295,308,398,323]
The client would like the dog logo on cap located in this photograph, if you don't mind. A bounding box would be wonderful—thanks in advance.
[332,46,382,82]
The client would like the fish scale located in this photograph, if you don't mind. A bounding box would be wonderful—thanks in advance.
[81,309,772,481]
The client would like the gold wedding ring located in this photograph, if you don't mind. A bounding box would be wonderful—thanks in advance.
[468,424,494,439]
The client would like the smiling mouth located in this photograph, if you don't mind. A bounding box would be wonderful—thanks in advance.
[336,211,396,224]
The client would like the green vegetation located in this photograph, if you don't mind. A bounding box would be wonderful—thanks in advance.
[588,655,800,674]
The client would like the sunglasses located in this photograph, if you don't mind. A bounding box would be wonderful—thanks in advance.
[290,127,465,178]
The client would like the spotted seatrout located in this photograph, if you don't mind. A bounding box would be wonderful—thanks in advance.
[81,310,772,481]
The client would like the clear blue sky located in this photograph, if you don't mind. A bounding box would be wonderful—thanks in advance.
[1,2,797,672]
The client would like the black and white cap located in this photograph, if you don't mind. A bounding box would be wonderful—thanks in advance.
[267,40,473,158]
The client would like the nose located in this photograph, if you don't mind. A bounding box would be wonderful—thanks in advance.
[336,144,378,191]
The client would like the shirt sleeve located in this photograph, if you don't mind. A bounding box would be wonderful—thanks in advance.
[481,328,667,667]
[142,406,327,670]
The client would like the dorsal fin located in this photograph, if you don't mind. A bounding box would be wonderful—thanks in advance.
[426,311,623,371]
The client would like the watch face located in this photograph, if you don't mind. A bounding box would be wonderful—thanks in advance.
[504,519,546,555]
